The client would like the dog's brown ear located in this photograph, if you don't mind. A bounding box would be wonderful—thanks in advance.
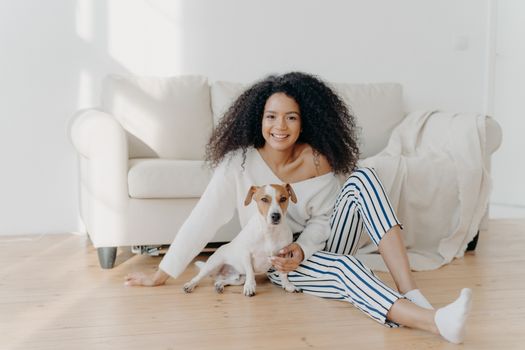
[244,186,258,206]
[285,183,297,203]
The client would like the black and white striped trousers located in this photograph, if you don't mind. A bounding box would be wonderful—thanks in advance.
[268,167,404,327]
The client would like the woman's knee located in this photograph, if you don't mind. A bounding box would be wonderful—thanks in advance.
[331,254,360,272]
[343,167,379,188]
[337,168,381,204]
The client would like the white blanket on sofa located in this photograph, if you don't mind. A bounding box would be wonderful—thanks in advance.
[355,110,491,271]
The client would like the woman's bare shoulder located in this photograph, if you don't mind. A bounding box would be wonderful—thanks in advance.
[297,144,333,176]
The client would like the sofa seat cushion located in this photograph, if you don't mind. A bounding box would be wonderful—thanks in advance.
[128,159,212,199]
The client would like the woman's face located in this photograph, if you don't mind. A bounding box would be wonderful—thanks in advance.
[261,93,302,152]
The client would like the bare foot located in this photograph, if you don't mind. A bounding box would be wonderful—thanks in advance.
[124,270,169,287]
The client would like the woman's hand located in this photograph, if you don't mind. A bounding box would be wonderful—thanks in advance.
[270,243,304,273]
[124,270,169,287]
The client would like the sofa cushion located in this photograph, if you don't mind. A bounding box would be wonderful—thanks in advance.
[211,81,405,159]
[128,159,212,199]
[332,82,405,158]
[102,75,213,160]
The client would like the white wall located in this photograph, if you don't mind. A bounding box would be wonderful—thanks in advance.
[490,0,525,208]
[0,0,491,235]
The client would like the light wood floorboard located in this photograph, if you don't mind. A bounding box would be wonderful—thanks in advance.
[1,219,524,349]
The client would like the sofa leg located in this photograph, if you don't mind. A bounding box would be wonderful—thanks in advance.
[466,231,480,251]
[97,247,117,269]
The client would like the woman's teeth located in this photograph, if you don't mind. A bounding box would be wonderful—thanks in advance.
[271,134,288,139]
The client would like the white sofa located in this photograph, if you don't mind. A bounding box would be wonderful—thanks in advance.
[69,75,502,268]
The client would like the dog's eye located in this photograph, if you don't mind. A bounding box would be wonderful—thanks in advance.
[279,197,287,203]
[261,197,269,203]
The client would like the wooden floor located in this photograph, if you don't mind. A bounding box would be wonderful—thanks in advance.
[1,219,524,350]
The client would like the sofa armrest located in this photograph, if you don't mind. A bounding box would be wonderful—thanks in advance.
[485,116,503,156]
[403,112,502,158]
[69,109,127,159]
[69,109,129,205]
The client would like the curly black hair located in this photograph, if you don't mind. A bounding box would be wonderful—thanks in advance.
[205,72,360,174]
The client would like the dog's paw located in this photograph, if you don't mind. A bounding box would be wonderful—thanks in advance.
[283,283,300,293]
[214,282,224,294]
[243,283,256,297]
[183,282,196,293]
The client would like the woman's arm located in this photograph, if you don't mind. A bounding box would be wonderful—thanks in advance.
[158,161,237,279]
[270,213,331,273]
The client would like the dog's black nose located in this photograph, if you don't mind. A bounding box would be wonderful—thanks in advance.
[271,212,281,223]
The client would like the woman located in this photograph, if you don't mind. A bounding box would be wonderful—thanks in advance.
[125,72,471,344]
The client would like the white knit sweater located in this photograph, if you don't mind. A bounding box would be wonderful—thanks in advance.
[159,147,341,278]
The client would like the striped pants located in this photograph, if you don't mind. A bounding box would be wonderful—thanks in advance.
[268,167,404,327]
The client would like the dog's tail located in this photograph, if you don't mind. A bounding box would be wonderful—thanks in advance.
[194,261,216,278]
[194,261,205,270]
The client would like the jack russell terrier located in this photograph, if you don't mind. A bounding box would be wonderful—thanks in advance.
[183,183,299,297]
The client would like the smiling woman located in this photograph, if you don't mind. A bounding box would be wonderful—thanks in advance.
[126,72,473,344]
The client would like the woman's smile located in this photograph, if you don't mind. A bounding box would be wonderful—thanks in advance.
[271,133,290,140]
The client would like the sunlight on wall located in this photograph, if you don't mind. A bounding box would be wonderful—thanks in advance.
[107,0,184,75]
[75,0,94,42]
[77,69,96,108]
[144,0,185,75]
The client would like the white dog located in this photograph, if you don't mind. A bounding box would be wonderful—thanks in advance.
[183,183,299,297]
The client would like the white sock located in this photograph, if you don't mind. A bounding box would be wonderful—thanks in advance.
[404,289,434,309]
[434,288,473,344]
